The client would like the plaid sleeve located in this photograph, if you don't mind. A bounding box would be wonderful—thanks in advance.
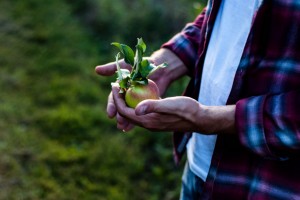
[236,90,300,160]
[161,8,207,76]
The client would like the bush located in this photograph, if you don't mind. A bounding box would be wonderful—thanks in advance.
[0,0,206,199]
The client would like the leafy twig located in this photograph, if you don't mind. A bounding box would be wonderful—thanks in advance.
[111,38,167,92]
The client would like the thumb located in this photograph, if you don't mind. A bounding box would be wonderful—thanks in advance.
[135,97,190,116]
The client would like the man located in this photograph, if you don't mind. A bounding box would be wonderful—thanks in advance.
[96,0,300,199]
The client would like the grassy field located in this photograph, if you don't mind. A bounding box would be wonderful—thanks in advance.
[0,0,205,199]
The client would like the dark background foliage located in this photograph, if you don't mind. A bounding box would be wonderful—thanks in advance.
[0,0,206,199]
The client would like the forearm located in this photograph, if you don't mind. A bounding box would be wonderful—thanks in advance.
[197,104,236,134]
[151,48,188,83]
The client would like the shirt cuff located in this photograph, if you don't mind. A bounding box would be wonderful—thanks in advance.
[235,95,287,160]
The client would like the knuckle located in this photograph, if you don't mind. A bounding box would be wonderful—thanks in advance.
[140,120,149,129]
[141,120,154,130]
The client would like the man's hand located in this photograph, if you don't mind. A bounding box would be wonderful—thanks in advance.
[95,48,188,132]
[112,86,236,134]
[95,59,134,131]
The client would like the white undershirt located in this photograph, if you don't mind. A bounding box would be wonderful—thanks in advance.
[186,0,262,181]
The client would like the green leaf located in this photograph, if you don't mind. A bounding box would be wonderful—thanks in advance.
[110,39,167,91]
[135,38,146,64]
[111,42,135,66]
[119,77,130,90]
[136,45,144,64]
[115,53,123,81]
[147,62,168,77]
[131,71,142,81]
[119,69,131,79]
[132,42,144,79]
[139,59,154,78]
[137,38,146,53]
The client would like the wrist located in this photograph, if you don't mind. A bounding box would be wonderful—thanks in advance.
[198,104,236,134]
[151,48,188,83]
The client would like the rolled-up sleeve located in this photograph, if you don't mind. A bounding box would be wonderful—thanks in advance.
[162,8,207,76]
[236,90,300,160]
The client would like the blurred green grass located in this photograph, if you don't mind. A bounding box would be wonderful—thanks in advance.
[0,0,205,199]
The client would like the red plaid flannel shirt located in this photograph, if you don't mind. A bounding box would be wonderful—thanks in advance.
[162,0,300,199]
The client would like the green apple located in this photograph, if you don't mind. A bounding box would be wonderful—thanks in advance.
[125,79,159,108]
[111,38,167,109]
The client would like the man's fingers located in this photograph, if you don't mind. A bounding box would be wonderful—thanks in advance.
[112,86,126,110]
[116,112,129,125]
[95,62,117,76]
[116,113,135,132]
[112,86,137,118]
[95,59,131,76]
[117,113,130,130]
[107,92,117,118]
[110,87,136,132]
[122,123,135,132]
